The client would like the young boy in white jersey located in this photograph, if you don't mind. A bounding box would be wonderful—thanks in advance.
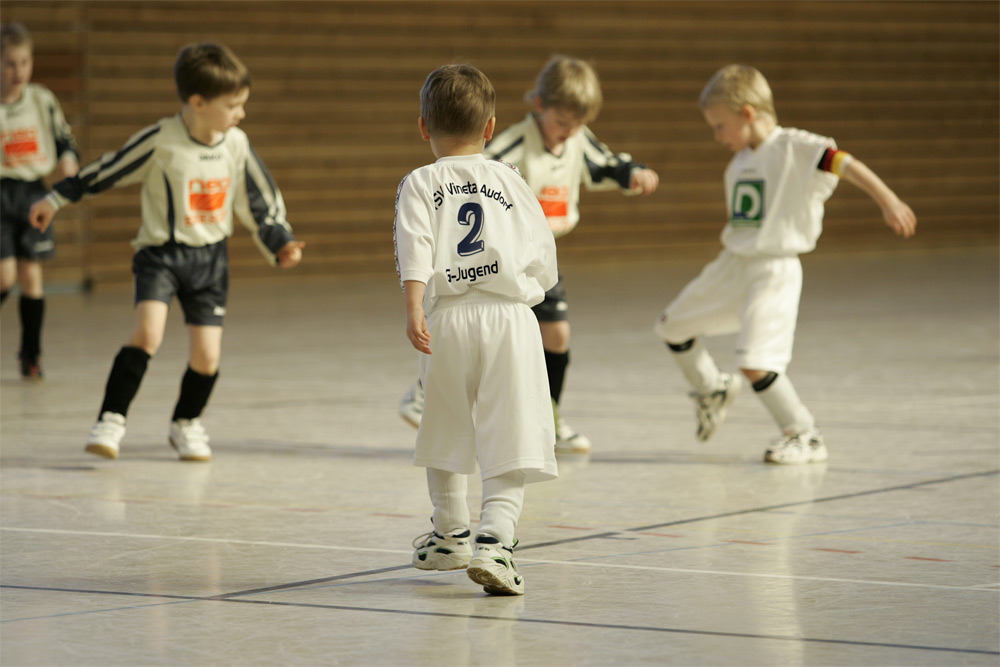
[655,64,917,464]
[30,42,305,462]
[400,55,659,454]
[1,23,79,379]
[395,64,558,595]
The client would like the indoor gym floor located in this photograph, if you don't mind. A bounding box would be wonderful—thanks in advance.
[1,246,997,666]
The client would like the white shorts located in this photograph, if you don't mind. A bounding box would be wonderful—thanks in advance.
[654,250,802,373]
[416,292,558,483]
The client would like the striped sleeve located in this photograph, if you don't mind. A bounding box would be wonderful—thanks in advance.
[47,97,78,162]
[49,123,160,206]
[581,126,642,191]
[234,139,294,263]
[817,148,854,177]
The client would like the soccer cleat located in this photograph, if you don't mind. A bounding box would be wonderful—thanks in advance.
[412,528,473,571]
[689,372,742,442]
[169,418,212,462]
[553,399,591,454]
[399,379,424,428]
[466,535,524,595]
[764,428,828,465]
[85,412,126,459]
[19,357,43,380]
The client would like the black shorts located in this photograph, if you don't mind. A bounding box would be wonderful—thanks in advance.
[133,241,229,326]
[0,179,55,260]
[531,275,568,322]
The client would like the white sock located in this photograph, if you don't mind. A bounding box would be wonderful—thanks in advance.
[426,467,469,534]
[754,374,815,434]
[670,339,722,394]
[478,469,526,548]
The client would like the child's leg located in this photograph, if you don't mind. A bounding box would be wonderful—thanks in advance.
[16,261,44,375]
[426,467,470,534]
[477,469,526,548]
[666,337,722,394]
[172,325,222,420]
[540,321,570,401]
[100,301,168,417]
[412,467,473,571]
[747,370,815,435]
[0,256,15,302]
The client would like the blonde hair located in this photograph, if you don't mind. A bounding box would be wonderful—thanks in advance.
[699,64,777,121]
[527,55,603,122]
[174,42,251,102]
[420,64,495,138]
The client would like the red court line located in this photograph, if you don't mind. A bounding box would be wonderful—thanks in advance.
[724,540,771,546]
[812,548,863,554]
[904,556,954,562]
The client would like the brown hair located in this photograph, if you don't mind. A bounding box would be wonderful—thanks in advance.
[420,64,495,138]
[0,23,33,54]
[174,42,251,102]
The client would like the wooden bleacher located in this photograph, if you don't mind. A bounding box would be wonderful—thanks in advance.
[4,0,997,287]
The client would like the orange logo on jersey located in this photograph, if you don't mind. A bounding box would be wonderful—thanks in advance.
[185,177,229,226]
[538,185,569,218]
[2,128,42,167]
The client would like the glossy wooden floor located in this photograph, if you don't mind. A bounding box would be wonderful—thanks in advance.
[2,247,997,666]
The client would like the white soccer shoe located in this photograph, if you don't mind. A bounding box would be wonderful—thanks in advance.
[85,412,127,459]
[764,428,828,464]
[169,418,212,462]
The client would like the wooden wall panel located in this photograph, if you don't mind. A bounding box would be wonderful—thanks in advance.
[3,1,997,285]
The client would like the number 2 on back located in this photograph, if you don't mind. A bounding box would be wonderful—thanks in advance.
[457,203,485,256]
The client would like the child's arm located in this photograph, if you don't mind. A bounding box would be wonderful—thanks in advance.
[403,280,431,355]
[840,158,917,238]
[629,167,659,195]
[580,126,658,196]
[276,241,306,269]
[233,138,300,266]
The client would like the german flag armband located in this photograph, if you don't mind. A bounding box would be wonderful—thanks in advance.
[818,148,854,177]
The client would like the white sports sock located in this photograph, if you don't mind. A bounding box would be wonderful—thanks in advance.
[670,339,722,395]
[478,469,526,548]
[426,467,469,534]
[754,373,815,434]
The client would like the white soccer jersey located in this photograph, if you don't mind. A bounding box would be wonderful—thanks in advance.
[720,126,839,256]
[46,115,293,263]
[0,83,78,181]
[485,113,641,238]
[394,154,557,313]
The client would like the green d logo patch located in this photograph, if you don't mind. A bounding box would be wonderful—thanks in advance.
[730,180,764,227]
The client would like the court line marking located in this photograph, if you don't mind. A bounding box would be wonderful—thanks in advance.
[2,526,993,593]
[2,584,996,657]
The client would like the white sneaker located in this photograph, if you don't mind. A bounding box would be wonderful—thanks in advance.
[689,372,742,442]
[765,428,828,464]
[399,379,424,428]
[467,535,524,595]
[85,412,126,459]
[553,399,591,454]
[169,418,212,462]
[412,528,473,571]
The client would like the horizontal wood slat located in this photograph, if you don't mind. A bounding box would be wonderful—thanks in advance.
[3,0,996,287]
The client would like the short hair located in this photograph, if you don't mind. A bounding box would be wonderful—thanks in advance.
[174,42,251,103]
[1,23,33,53]
[420,64,495,138]
[699,64,777,121]
[527,55,603,122]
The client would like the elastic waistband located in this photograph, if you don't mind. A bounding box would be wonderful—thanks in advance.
[434,290,524,310]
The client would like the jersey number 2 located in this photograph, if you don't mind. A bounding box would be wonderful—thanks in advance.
[457,203,485,256]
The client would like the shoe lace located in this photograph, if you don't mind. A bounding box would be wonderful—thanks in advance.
[412,531,437,549]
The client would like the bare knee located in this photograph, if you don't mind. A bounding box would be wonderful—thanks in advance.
[740,368,771,384]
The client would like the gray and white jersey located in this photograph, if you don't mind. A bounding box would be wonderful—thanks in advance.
[721,126,839,257]
[394,153,557,313]
[1,83,78,181]
[485,113,641,238]
[47,115,293,263]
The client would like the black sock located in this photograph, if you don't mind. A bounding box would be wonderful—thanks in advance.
[18,296,44,361]
[172,366,218,421]
[100,346,151,418]
[752,372,779,393]
[0,289,10,305]
[544,350,569,404]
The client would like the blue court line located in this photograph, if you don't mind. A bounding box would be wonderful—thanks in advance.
[3,584,996,657]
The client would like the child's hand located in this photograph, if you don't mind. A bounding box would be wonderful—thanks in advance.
[407,309,432,354]
[29,199,56,232]
[277,240,306,268]
[630,168,659,195]
[883,200,917,238]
